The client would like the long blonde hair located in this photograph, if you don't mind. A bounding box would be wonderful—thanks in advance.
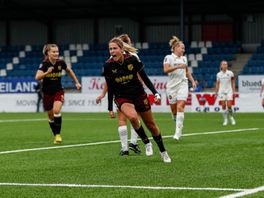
[42,44,58,61]
[169,36,182,51]
[118,34,138,54]
[123,42,138,54]
[118,34,131,44]
[109,36,138,54]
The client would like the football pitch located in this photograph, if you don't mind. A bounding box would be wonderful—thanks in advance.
[0,112,263,198]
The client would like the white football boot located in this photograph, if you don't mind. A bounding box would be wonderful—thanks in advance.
[230,116,236,125]
[173,127,182,140]
[223,118,228,126]
[160,151,171,163]
[145,142,153,156]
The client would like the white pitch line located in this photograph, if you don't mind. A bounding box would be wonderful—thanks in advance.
[0,140,121,155]
[0,182,246,192]
[164,128,260,138]
[0,118,46,123]
[0,128,259,155]
[220,185,264,198]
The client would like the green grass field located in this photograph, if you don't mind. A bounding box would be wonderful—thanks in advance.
[0,112,263,198]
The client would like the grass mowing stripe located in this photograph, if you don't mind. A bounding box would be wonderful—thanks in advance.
[0,128,259,155]
[220,185,264,198]
[0,182,246,192]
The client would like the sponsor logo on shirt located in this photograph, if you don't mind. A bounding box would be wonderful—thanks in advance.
[115,74,133,83]
[127,64,134,71]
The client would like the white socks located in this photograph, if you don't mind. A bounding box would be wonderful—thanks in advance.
[118,124,139,151]
[118,126,128,151]
[130,127,138,145]
[223,109,228,120]
[176,112,184,134]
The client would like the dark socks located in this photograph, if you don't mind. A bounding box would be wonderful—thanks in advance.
[54,115,62,135]
[48,121,56,136]
[135,126,150,144]
[153,134,166,152]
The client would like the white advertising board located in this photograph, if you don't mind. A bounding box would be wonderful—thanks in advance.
[238,75,264,93]
[0,92,262,113]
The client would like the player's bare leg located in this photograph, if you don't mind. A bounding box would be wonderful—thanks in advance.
[170,103,177,121]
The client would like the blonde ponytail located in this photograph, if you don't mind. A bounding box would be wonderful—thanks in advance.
[169,36,181,51]
[123,42,138,54]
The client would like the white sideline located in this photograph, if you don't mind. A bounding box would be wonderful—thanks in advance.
[0,128,259,155]
[0,182,246,192]
[220,185,264,198]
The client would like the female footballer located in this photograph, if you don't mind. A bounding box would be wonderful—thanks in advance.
[215,60,236,126]
[103,37,171,163]
[96,34,141,156]
[163,36,196,140]
[35,44,81,144]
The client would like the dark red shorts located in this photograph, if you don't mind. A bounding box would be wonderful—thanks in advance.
[43,90,64,111]
[115,93,151,112]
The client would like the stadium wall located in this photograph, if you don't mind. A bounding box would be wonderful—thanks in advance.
[0,22,6,46]
[54,19,94,44]
[98,18,139,43]
[9,21,48,45]
[243,14,264,43]
[1,14,264,45]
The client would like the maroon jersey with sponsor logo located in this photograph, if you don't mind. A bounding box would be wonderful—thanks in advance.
[103,54,145,99]
[38,59,67,94]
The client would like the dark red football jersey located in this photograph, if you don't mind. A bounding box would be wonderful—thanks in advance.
[38,59,67,94]
[103,54,145,99]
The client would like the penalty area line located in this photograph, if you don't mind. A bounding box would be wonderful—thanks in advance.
[0,128,259,155]
[0,182,246,192]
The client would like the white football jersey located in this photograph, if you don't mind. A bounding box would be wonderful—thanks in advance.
[163,53,188,89]
[262,78,264,86]
[216,70,234,92]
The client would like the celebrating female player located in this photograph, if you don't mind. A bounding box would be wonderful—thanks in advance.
[215,60,236,126]
[163,36,196,140]
[103,37,171,163]
[96,34,141,156]
[35,44,81,144]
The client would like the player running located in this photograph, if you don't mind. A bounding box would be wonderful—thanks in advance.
[215,60,236,126]
[103,37,171,163]
[35,44,81,144]
[96,34,141,156]
[163,36,196,140]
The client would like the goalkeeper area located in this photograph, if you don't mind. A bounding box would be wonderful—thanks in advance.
[0,112,263,197]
